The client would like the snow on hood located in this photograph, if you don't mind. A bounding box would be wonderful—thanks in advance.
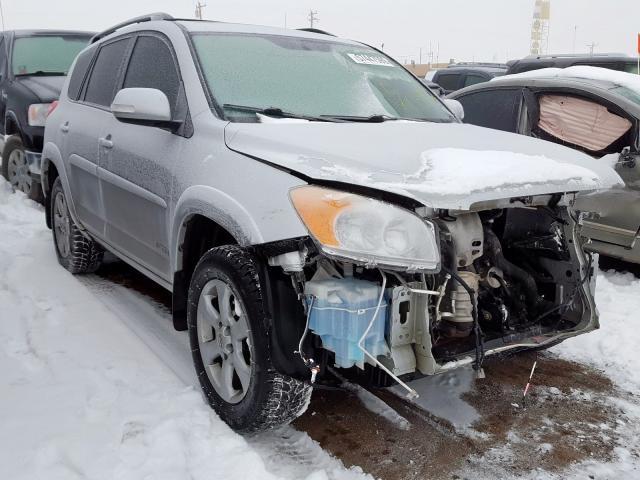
[377,148,601,195]
[225,121,622,210]
[495,65,640,94]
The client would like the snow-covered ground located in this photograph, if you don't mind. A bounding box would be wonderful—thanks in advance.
[2,176,640,479]
[0,179,370,480]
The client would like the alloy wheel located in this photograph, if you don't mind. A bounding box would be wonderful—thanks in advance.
[6,148,32,195]
[53,192,71,258]
[197,278,253,404]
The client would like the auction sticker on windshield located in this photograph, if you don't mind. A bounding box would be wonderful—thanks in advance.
[347,53,394,67]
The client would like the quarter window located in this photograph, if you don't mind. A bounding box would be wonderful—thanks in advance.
[84,38,129,107]
[123,35,180,115]
[67,47,95,101]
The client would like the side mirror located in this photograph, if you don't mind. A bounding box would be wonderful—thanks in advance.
[111,88,177,128]
[443,98,465,120]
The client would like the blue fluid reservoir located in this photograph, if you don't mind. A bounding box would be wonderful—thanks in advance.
[305,277,389,369]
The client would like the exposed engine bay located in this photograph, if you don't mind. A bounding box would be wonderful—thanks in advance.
[268,198,595,395]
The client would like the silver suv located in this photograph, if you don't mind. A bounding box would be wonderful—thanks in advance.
[42,14,620,432]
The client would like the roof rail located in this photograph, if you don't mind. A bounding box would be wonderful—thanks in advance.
[448,62,507,68]
[91,12,174,43]
[297,27,336,37]
[524,52,629,60]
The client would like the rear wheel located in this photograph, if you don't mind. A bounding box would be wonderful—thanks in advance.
[2,135,43,202]
[51,177,103,274]
[188,245,312,433]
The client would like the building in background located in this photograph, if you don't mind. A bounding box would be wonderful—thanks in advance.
[530,0,551,55]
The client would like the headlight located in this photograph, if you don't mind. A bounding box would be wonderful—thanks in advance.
[28,103,52,126]
[289,185,440,271]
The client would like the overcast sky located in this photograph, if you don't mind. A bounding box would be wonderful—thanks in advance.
[2,0,638,64]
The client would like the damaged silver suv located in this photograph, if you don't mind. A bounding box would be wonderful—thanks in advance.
[42,14,621,432]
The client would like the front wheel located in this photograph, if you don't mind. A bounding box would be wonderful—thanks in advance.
[188,245,312,433]
[2,135,43,202]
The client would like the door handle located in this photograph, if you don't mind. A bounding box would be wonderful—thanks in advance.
[99,136,113,149]
[60,122,69,133]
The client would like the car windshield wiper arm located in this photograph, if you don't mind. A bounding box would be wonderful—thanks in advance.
[223,104,344,123]
[320,114,434,123]
[15,70,67,77]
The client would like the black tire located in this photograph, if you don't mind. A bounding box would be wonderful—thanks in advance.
[50,176,103,274]
[188,245,312,433]
[2,135,43,202]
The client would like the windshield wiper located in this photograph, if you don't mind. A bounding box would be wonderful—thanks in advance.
[223,104,344,123]
[320,114,434,123]
[15,70,67,77]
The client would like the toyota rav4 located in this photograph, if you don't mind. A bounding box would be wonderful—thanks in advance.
[42,14,620,433]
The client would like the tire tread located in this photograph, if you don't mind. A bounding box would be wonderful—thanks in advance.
[189,245,312,433]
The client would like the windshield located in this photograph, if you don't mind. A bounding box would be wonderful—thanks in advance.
[12,35,90,76]
[191,33,454,123]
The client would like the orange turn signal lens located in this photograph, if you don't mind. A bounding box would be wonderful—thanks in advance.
[289,186,354,247]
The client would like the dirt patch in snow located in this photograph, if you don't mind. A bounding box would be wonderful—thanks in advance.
[295,352,621,480]
[464,352,621,475]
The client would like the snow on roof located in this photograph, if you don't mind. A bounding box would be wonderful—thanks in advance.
[494,65,640,93]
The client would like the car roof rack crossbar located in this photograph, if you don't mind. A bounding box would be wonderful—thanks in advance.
[91,12,174,43]
[297,27,336,37]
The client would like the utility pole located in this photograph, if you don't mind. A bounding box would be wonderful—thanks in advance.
[587,41,597,56]
[0,0,5,30]
[572,25,578,53]
[308,10,319,29]
[195,1,206,20]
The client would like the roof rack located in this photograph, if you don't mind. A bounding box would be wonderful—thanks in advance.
[524,53,629,60]
[297,27,336,37]
[448,62,507,68]
[91,12,174,43]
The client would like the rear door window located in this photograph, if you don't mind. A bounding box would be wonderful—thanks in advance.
[84,38,130,107]
[435,73,460,92]
[456,88,522,133]
[122,35,180,115]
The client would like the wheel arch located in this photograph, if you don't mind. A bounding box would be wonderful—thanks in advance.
[4,111,22,140]
[171,194,249,331]
[41,142,80,230]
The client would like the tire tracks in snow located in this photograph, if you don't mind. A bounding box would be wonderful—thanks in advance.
[78,272,370,480]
